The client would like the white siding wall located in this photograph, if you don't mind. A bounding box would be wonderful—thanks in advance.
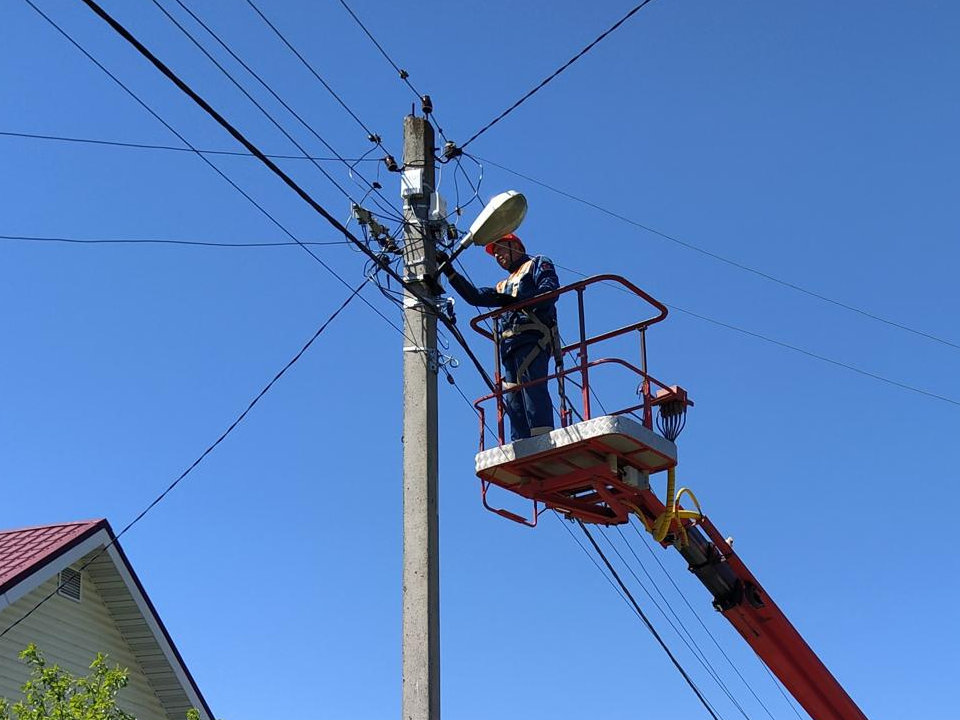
[0,565,170,720]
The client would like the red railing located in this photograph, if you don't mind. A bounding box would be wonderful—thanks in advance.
[469,275,679,449]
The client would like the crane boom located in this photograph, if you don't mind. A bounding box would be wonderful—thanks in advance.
[675,516,868,720]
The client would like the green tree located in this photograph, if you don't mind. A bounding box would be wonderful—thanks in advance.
[0,645,210,720]
[0,644,133,720]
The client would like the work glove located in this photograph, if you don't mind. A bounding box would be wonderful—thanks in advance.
[435,250,456,277]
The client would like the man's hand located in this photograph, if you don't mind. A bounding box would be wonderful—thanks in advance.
[435,250,456,277]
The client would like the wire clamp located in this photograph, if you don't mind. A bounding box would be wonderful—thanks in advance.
[403,345,439,373]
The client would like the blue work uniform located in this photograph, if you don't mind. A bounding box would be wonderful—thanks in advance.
[447,254,559,441]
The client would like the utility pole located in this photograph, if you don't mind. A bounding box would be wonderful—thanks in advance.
[401,113,440,720]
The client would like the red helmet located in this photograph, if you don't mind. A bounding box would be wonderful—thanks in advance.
[485,233,525,255]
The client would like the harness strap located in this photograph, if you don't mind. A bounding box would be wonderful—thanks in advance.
[514,309,557,381]
[501,323,546,338]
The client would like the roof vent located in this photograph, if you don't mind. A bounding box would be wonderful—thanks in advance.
[57,567,82,602]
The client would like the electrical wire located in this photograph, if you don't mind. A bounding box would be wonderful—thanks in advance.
[556,512,633,608]
[152,0,398,221]
[0,129,379,161]
[551,260,960,408]
[23,1,553,459]
[477,153,960,353]
[241,0,382,145]
[18,2,471,510]
[165,0,402,225]
[459,0,657,150]
[451,154,484,218]
[626,522,782,720]
[23,5,951,421]
[22,0,408,344]
[0,276,368,640]
[598,528,756,720]
[25,0,442,399]
[577,520,724,720]
[755,660,806,720]
[72,0,494,394]
[0,233,349,248]
[673,301,960,408]
[333,0,408,90]
[334,0,450,142]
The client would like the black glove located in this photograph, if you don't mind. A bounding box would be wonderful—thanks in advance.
[435,250,456,277]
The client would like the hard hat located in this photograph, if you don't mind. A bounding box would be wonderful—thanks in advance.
[485,233,524,255]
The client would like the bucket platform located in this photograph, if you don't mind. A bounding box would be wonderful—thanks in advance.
[476,414,677,526]
[469,275,692,528]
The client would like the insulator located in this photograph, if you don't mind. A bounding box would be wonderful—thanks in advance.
[383,154,399,172]
[421,94,433,115]
[442,141,462,160]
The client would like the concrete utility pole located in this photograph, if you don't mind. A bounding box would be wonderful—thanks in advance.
[401,113,440,720]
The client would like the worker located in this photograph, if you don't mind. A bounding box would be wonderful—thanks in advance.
[437,234,559,441]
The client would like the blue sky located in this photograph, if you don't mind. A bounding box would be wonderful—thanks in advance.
[2,1,958,718]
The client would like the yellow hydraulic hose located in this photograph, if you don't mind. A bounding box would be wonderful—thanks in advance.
[651,467,703,547]
[625,501,652,532]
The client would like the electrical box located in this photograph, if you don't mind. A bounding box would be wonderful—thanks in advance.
[429,192,447,221]
[400,167,424,199]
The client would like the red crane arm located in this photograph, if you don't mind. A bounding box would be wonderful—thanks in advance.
[675,516,869,720]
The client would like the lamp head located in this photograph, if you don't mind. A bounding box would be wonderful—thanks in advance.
[457,191,527,250]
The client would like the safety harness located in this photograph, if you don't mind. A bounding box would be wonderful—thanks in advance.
[495,257,561,384]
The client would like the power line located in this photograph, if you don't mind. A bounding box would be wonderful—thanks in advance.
[556,512,634,606]
[241,0,382,145]
[0,277,367,640]
[149,0,363,209]
[477,154,960,353]
[159,0,404,226]
[598,528,756,720]
[672,301,960,408]
[623,522,784,720]
[551,259,960,408]
[334,0,450,142]
[22,0,406,342]
[577,520,724,720]
[24,5,949,420]
[334,0,408,88]
[220,0,404,220]
[0,129,379,161]
[73,0,494,393]
[0,233,349,248]
[459,0,657,150]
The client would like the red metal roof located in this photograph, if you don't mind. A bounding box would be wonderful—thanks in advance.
[0,519,105,594]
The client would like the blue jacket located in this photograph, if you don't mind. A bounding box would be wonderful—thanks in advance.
[447,254,559,352]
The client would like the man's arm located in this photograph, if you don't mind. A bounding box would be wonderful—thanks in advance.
[437,252,514,308]
[446,270,514,307]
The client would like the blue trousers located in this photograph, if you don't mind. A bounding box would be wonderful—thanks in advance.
[501,340,555,441]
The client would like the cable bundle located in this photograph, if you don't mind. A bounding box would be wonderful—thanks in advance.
[656,400,687,442]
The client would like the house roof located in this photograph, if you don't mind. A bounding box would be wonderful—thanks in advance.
[0,519,213,720]
[0,520,103,596]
